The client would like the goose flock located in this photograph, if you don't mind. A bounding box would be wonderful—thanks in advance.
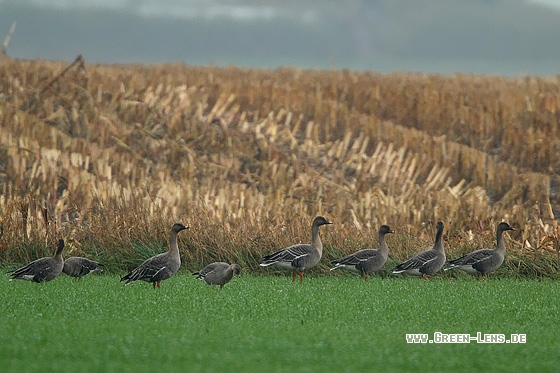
[7,218,515,286]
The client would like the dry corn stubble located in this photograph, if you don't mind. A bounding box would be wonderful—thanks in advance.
[0,58,558,276]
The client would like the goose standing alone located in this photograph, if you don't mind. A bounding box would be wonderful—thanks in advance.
[63,257,104,280]
[9,239,65,282]
[121,223,188,288]
[445,222,515,279]
[392,221,446,279]
[330,225,394,280]
[259,216,333,282]
[193,262,241,289]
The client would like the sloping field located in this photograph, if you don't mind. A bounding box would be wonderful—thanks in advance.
[0,56,559,275]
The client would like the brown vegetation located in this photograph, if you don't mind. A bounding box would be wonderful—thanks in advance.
[0,57,558,277]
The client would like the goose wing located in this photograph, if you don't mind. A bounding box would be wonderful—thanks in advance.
[448,249,494,267]
[393,249,438,272]
[259,244,314,266]
[121,253,169,283]
[470,250,502,273]
[331,249,377,266]
[64,257,103,277]
[193,262,227,279]
[11,258,52,282]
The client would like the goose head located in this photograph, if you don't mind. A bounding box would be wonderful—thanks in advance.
[172,223,189,233]
[379,225,394,235]
[232,264,242,277]
[313,216,333,226]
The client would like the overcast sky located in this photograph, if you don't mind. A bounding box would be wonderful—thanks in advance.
[2,0,560,76]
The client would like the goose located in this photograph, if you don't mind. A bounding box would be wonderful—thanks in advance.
[445,222,514,279]
[121,223,188,288]
[330,225,394,280]
[392,221,446,279]
[9,239,65,282]
[259,216,332,282]
[193,262,241,289]
[63,257,104,280]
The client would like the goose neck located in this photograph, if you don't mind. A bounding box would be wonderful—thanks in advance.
[54,243,64,261]
[169,231,180,260]
[312,224,323,253]
[434,229,444,252]
[378,233,389,254]
[495,229,507,253]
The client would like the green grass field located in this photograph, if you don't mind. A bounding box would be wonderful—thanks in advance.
[1,273,558,372]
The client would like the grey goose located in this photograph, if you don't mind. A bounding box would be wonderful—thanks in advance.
[259,216,332,282]
[330,225,394,280]
[121,223,188,288]
[445,222,514,279]
[9,239,65,282]
[193,262,241,289]
[63,257,104,279]
[392,221,446,279]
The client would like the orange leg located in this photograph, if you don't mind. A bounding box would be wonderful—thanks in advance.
[422,274,428,280]
[299,271,304,282]
[292,271,296,282]
[157,282,161,288]
[364,273,369,281]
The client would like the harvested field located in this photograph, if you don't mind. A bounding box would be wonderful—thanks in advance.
[0,57,559,276]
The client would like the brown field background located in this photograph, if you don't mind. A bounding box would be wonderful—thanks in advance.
[0,56,559,277]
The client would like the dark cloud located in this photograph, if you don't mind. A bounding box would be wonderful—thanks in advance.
[1,0,560,75]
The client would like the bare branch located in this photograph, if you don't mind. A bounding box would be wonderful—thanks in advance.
[1,21,17,56]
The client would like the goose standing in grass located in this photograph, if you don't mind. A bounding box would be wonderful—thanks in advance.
[330,225,394,280]
[193,262,241,289]
[445,222,515,279]
[9,239,65,282]
[63,257,104,280]
[392,221,446,279]
[259,216,333,282]
[121,223,188,288]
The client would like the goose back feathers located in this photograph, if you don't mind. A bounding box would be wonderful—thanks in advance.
[63,257,104,279]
